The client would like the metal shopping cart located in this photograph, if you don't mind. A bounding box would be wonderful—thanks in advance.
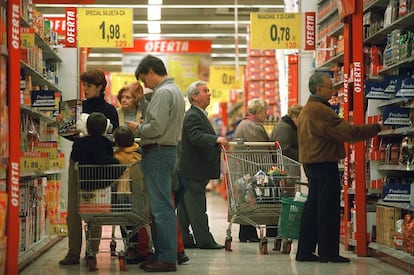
[223,141,302,254]
[77,162,152,271]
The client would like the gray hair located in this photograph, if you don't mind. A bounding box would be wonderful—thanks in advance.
[187,80,207,104]
[247,98,268,115]
[309,72,330,94]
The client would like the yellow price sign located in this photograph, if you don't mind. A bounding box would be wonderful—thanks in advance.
[20,27,35,49]
[48,157,64,170]
[250,12,302,50]
[21,157,47,171]
[77,8,133,48]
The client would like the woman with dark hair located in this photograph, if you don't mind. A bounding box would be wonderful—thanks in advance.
[59,70,119,265]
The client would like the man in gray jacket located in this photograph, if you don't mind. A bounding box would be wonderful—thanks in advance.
[134,55,185,272]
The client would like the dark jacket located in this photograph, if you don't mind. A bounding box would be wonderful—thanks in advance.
[71,135,120,190]
[180,105,221,180]
[298,95,381,164]
[270,115,299,161]
[82,95,119,131]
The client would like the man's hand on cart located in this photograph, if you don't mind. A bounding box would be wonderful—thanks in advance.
[216,136,229,148]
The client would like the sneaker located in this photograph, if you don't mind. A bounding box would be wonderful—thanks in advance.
[319,255,350,263]
[177,252,189,265]
[59,254,80,265]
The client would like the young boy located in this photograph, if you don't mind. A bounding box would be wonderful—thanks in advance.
[71,112,119,166]
[113,126,147,263]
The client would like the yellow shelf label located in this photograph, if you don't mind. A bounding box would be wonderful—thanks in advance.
[20,28,35,49]
[250,13,302,50]
[21,157,47,171]
[77,8,133,48]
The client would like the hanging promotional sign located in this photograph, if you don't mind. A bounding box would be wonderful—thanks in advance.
[122,39,212,53]
[209,65,243,104]
[65,7,77,48]
[250,12,302,50]
[77,8,133,48]
[304,12,316,51]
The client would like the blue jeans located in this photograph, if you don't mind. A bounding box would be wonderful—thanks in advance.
[141,146,177,263]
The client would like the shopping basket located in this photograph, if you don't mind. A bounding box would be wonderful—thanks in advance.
[77,162,151,271]
[222,141,302,254]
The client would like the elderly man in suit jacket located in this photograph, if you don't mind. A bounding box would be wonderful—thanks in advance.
[177,80,229,249]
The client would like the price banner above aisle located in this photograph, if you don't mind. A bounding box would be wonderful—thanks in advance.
[250,12,302,50]
[77,8,133,48]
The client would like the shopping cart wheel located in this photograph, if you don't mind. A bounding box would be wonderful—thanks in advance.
[119,255,128,271]
[110,240,117,257]
[87,256,97,271]
[259,238,268,255]
[273,238,282,251]
[225,238,232,252]
[282,240,292,254]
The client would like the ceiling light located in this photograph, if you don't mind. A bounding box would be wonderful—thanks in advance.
[147,22,161,34]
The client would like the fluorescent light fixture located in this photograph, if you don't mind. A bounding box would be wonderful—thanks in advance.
[212,44,247,49]
[147,22,161,34]
[132,20,250,25]
[147,0,162,33]
[133,33,248,38]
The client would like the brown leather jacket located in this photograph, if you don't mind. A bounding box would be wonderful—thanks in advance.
[298,95,381,164]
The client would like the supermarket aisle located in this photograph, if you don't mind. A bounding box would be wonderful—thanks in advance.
[20,192,408,275]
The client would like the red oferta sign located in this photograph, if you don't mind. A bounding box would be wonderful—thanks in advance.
[122,39,212,53]
[304,12,316,51]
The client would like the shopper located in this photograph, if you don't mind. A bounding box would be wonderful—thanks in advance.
[233,98,276,242]
[116,84,144,129]
[134,54,185,272]
[59,70,119,266]
[295,72,382,263]
[177,80,228,250]
[270,104,302,161]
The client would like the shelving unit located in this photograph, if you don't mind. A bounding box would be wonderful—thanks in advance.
[362,0,414,272]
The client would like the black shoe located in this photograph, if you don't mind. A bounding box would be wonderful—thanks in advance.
[295,253,319,262]
[177,252,189,264]
[198,243,225,249]
[319,255,350,263]
[59,254,80,265]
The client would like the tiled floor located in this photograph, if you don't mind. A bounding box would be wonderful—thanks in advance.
[20,192,409,275]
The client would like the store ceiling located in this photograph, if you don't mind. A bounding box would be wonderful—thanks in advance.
[36,0,285,72]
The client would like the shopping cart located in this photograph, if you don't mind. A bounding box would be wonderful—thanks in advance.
[223,141,302,254]
[77,162,152,271]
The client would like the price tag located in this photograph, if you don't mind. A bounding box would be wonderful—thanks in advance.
[250,13,302,50]
[21,157,47,171]
[209,65,243,103]
[20,27,35,49]
[77,8,133,48]
[48,157,64,170]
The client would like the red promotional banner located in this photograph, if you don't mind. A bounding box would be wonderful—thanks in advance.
[43,17,66,35]
[122,39,212,53]
[287,54,299,106]
[65,7,77,47]
[304,12,316,51]
[7,0,21,274]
